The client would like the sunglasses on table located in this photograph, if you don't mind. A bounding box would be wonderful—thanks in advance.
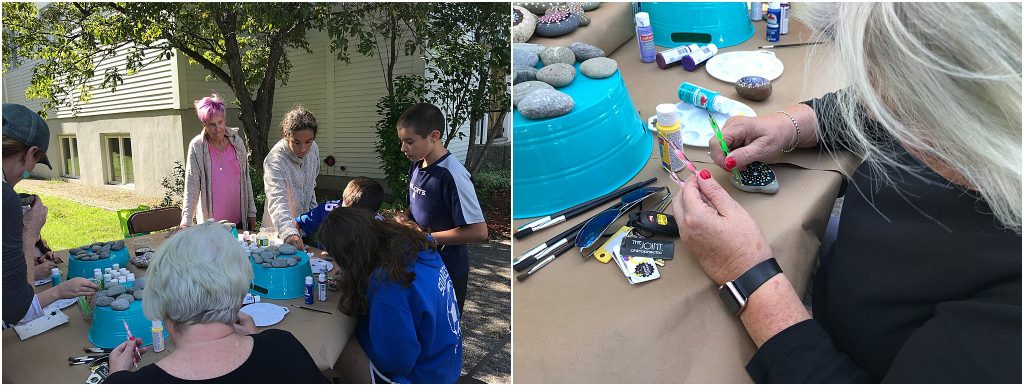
[574,186,670,253]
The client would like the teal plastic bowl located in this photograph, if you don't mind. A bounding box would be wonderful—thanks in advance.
[513,63,651,219]
[637,2,754,49]
[88,298,167,349]
[67,249,130,280]
[249,249,313,300]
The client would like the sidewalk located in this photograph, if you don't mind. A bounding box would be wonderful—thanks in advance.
[462,241,512,384]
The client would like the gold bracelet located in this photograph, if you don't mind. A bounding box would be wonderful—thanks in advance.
[777,109,800,153]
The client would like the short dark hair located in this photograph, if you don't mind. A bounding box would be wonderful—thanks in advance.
[342,177,385,213]
[396,103,444,139]
[280,106,318,138]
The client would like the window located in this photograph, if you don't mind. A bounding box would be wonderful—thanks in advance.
[105,135,134,185]
[59,136,80,178]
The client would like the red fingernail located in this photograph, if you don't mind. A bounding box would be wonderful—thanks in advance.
[725,157,736,170]
[700,169,711,180]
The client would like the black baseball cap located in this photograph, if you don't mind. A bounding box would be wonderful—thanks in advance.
[2,103,52,169]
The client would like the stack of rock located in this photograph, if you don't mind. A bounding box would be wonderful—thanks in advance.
[512,2,600,42]
[70,240,126,261]
[250,243,301,269]
[515,41,619,120]
[94,282,145,311]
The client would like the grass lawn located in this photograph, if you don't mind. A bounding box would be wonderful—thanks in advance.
[28,192,123,251]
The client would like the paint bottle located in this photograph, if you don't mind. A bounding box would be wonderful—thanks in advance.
[635,12,656,63]
[318,273,327,302]
[766,2,781,42]
[780,2,790,34]
[680,44,718,72]
[655,44,700,69]
[51,268,62,286]
[103,274,113,288]
[678,82,745,116]
[655,104,685,172]
[112,264,120,271]
[304,276,314,305]
[750,2,763,21]
[151,321,165,353]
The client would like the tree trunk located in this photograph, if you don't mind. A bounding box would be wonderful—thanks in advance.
[468,109,507,175]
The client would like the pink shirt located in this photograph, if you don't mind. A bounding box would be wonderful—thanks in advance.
[208,141,242,225]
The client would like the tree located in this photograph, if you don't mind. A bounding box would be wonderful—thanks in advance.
[2,2,329,167]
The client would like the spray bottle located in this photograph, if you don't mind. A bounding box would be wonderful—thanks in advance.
[635,12,656,63]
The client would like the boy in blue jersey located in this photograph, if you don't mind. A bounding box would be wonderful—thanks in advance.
[294,176,385,241]
[397,103,488,314]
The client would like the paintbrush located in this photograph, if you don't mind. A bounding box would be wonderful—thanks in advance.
[291,304,333,315]
[758,41,825,49]
[121,318,141,370]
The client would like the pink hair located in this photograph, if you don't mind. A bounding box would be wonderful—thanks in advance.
[194,94,226,123]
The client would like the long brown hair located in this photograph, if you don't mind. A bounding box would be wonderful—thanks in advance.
[319,207,432,316]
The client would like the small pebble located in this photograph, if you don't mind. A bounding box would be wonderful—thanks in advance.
[91,245,102,252]
[534,11,581,38]
[278,244,297,255]
[99,250,110,259]
[287,258,298,267]
[569,42,605,62]
[518,89,574,119]
[107,285,127,297]
[70,248,82,255]
[513,81,554,106]
[95,296,115,307]
[514,66,538,85]
[581,2,600,11]
[115,294,135,304]
[110,299,130,311]
[580,57,618,79]
[260,251,275,261]
[730,161,780,194]
[96,290,109,298]
[272,259,288,268]
[268,245,279,252]
[134,278,146,290]
[735,75,772,101]
[261,262,272,268]
[111,240,125,251]
[536,63,575,87]
[513,47,539,68]
[254,255,264,264]
[133,290,144,300]
[539,47,575,66]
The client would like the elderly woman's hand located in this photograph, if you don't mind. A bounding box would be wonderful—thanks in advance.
[233,310,258,335]
[109,337,148,373]
[710,114,794,172]
[672,170,773,285]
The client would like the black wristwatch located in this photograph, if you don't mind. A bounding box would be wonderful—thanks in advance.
[718,258,782,316]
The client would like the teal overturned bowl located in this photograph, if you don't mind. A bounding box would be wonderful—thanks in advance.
[638,2,754,49]
[513,63,651,219]
[89,294,168,349]
[67,249,130,280]
[249,249,313,300]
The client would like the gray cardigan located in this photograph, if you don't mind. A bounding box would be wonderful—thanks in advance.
[180,128,257,230]
[261,138,319,240]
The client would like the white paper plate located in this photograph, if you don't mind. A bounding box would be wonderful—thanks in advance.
[647,101,757,148]
[34,278,52,286]
[705,50,784,83]
[240,303,289,327]
[309,258,334,275]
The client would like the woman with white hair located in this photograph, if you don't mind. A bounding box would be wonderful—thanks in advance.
[104,223,327,383]
[673,2,1020,383]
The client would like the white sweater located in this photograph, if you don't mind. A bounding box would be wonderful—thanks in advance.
[261,139,319,240]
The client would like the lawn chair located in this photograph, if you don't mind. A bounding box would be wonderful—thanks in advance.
[127,207,182,236]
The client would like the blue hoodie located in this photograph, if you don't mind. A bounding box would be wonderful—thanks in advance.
[355,248,463,383]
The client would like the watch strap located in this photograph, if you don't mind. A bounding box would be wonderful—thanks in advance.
[733,258,782,299]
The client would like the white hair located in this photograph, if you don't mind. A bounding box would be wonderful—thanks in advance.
[799,2,1022,233]
[143,223,253,328]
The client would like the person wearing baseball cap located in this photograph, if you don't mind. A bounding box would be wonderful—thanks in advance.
[3,103,98,327]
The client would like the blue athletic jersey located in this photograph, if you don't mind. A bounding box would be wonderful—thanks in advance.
[295,200,383,237]
[355,248,463,384]
[407,152,485,278]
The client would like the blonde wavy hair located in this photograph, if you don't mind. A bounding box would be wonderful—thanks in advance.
[799,2,1022,233]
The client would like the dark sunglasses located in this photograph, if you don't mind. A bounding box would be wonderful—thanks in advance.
[574,186,669,252]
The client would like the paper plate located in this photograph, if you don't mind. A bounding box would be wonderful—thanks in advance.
[34,278,52,286]
[240,303,289,327]
[705,50,784,83]
[647,101,757,148]
[310,258,334,275]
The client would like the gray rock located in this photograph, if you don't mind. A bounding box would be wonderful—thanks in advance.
[110,299,130,311]
[134,278,145,290]
[518,89,574,119]
[536,63,576,87]
[581,2,600,11]
[569,42,605,62]
[729,161,780,194]
[287,258,298,267]
[261,262,272,268]
[513,47,539,68]
[107,285,127,297]
[91,242,104,247]
[91,245,102,252]
[539,46,575,66]
[534,11,581,38]
[580,57,618,78]
[111,240,125,251]
[514,66,538,85]
[512,6,537,43]
[260,251,275,261]
[115,294,135,304]
[70,248,82,255]
[96,290,109,298]
[513,81,555,106]
[278,244,297,255]
[133,290,144,300]
[272,259,288,268]
[95,296,115,307]
[268,245,279,252]
[254,255,264,264]
[125,288,134,295]
[99,250,110,259]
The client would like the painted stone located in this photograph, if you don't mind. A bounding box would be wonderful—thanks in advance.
[512,6,537,43]
[730,161,780,194]
[538,46,575,66]
[580,2,601,11]
[534,11,581,38]
[547,3,589,26]
[735,76,772,101]
[513,81,555,106]
[518,89,574,119]
[515,2,563,15]
[536,63,576,87]
[580,57,618,78]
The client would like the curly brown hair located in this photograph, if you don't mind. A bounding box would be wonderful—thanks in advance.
[319,207,433,316]
[279,106,318,138]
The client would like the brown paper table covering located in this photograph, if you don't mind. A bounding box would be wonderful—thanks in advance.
[2,233,356,383]
[513,16,861,384]
[523,2,636,58]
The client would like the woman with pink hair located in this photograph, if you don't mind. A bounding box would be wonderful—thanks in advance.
[180,94,257,231]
